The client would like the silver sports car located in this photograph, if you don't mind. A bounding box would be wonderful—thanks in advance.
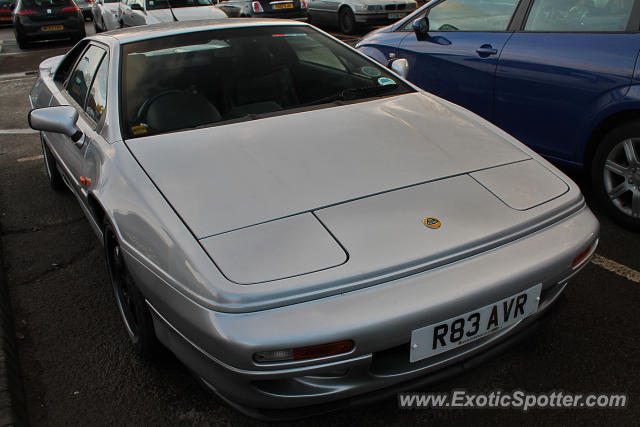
[28,19,599,417]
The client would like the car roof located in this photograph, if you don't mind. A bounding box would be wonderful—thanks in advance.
[97,18,309,45]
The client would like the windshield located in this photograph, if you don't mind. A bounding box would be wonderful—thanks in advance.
[121,26,414,138]
[146,0,214,10]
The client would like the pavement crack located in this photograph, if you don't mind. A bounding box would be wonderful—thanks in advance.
[0,216,86,236]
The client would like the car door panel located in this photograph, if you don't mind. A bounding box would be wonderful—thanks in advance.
[46,44,107,200]
[46,91,91,195]
[399,31,513,120]
[396,0,520,120]
[494,15,639,162]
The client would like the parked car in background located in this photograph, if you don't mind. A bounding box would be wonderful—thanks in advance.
[12,0,85,48]
[75,0,93,19]
[92,0,119,31]
[119,0,226,26]
[216,0,306,19]
[357,0,640,231]
[28,19,598,417]
[307,0,417,34]
[0,0,13,26]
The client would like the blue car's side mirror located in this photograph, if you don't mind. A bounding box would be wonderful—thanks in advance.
[413,16,429,41]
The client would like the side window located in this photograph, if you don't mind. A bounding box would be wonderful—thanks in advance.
[66,45,106,108]
[524,0,634,32]
[402,0,519,32]
[54,40,90,83]
[86,57,109,123]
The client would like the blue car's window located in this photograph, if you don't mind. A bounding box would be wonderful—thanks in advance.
[403,0,519,32]
[525,0,634,32]
[121,26,414,138]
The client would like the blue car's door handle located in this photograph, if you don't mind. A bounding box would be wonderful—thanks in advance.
[476,45,498,57]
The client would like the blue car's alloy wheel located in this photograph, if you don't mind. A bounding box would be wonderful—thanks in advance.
[593,122,640,231]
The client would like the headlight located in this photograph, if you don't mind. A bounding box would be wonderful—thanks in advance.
[354,4,367,11]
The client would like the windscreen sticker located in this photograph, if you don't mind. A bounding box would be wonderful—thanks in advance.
[377,77,396,86]
[361,66,381,77]
[131,125,148,136]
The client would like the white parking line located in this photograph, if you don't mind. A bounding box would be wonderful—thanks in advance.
[0,129,38,134]
[592,254,640,284]
[17,154,43,163]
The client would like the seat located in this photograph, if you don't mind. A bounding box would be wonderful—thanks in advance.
[138,90,221,132]
[224,40,298,119]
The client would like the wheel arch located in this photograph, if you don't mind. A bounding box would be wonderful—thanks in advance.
[583,109,640,173]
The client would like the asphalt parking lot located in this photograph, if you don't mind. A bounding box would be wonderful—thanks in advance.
[0,21,639,426]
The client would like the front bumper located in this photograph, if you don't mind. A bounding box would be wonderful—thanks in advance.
[355,11,412,25]
[132,204,598,415]
[252,10,306,19]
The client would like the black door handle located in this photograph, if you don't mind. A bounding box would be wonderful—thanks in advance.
[476,45,498,57]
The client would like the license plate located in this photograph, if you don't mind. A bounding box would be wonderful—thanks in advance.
[41,25,64,31]
[273,3,294,9]
[388,12,406,19]
[410,284,542,362]
[0,16,11,21]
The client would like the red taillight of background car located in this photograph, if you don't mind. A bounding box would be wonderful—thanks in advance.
[251,1,263,12]
[61,5,79,12]
[17,9,38,15]
[0,8,11,12]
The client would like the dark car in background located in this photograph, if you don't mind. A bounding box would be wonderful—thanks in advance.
[216,0,306,18]
[0,0,13,26]
[357,0,640,231]
[13,0,85,48]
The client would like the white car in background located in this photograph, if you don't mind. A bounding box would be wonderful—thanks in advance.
[307,0,417,34]
[118,0,227,27]
[92,0,121,32]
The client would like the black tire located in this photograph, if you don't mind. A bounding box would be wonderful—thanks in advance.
[338,6,356,34]
[16,35,29,49]
[40,134,66,192]
[104,221,162,359]
[591,121,640,231]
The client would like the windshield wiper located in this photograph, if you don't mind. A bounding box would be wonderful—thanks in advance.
[302,83,399,107]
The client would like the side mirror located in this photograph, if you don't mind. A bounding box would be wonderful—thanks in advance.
[389,58,409,79]
[130,3,143,10]
[412,16,429,41]
[28,106,83,142]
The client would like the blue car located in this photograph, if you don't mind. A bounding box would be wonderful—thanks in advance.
[356,0,640,230]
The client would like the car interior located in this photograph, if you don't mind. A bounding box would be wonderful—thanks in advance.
[122,28,410,137]
[525,0,634,31]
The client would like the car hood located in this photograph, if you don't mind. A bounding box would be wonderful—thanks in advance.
[126,92,531,241]
[146,6,227,23]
